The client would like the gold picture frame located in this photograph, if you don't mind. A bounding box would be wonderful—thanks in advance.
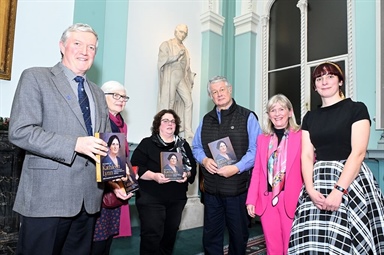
[0,0,17,80]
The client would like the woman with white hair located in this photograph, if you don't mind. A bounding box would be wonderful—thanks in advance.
[92,81,133,255]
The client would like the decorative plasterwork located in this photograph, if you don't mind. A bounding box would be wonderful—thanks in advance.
[234,12,260,36]
[240,0,257,14]
[297,0,308,119]
[200,11,225,35]
[346,0,353,99]
[376,0,384,130]
[261,14,270,115]
[203,0,220,14]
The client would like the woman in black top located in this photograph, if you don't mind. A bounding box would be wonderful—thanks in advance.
[288,62,384,254]
[131,109,196,255]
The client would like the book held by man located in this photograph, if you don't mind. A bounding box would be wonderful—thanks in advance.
[208,136,237,169]
[95,132,127,182]
[160,151,184,181]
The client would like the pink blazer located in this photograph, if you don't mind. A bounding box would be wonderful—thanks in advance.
[246,130,303,219]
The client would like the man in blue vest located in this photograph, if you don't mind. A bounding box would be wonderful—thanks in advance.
[192,76,261,254]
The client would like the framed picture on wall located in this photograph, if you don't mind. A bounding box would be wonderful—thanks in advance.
[0,0,17,80]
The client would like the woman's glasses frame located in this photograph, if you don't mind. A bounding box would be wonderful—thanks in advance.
[161,119,176,124]
[105,93,129,102]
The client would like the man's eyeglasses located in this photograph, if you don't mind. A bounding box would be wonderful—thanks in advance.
[105,93,130,102]
[161,119,176,124]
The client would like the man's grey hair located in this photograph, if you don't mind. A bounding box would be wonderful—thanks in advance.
[60,23,98,48]
[207,76,232,96]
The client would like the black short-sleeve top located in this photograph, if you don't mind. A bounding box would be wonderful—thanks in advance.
[302,98,370,160]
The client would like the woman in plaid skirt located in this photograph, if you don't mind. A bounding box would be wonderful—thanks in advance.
[288,61,384,254]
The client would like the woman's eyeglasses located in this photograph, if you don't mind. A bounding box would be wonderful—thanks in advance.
[161,119,176,124]
[105,93,129,102]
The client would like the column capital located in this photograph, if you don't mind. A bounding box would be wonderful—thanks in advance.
[234,12,260,36]
[200,11,225,35]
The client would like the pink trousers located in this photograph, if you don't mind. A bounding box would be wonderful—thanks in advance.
[260,192,293,255]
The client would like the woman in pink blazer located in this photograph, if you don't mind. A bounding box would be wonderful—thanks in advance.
[246,94,303,255]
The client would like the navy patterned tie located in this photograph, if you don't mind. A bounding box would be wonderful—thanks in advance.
[75,76,93,136]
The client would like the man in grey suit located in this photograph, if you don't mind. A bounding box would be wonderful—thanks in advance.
[8,23,120,255]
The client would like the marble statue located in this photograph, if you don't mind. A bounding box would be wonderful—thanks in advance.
[157,24,195,141]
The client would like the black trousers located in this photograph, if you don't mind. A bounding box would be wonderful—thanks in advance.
[203,192,249,255]
[136,190,187,255]
[16,209,96,255]
[91,236,114,255]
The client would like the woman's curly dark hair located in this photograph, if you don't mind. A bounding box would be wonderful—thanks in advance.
[151,109,181,135]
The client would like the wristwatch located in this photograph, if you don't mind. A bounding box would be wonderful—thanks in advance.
[334,184,348,195]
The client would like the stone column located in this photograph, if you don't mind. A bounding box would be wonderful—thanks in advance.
[179,1,226,230]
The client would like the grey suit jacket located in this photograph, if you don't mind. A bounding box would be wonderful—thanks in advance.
[9,63,110,217]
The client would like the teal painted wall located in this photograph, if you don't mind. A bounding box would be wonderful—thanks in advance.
[73,0,129,86]
[235,1,242,16]
[102,2,129,85]
[221,0,236,83]
[199,31,223,119]
[234,32,257,110]
[365,159,384,192]
[73,1,107,85]
[354,0,381,149]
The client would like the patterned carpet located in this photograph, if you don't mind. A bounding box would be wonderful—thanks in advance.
[223,235,266,255]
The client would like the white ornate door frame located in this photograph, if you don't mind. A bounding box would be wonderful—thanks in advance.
[376,0,384,130]
[260,0,354,120]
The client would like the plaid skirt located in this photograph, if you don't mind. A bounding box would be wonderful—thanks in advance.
[288,161,384,255]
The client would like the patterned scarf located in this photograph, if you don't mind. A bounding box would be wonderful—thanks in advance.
[267,132,288,206]
[156,134,192,172]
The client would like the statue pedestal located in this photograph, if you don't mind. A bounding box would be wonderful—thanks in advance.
[179,167,204,230]
[179,196,204,230]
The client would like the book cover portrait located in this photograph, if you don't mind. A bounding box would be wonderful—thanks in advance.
[208,137,237,169]
[95,133,127,182]
[160,152,184,181]
[123,165,139,193]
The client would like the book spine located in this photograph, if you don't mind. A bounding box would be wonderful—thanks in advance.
[95,132,102,182]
